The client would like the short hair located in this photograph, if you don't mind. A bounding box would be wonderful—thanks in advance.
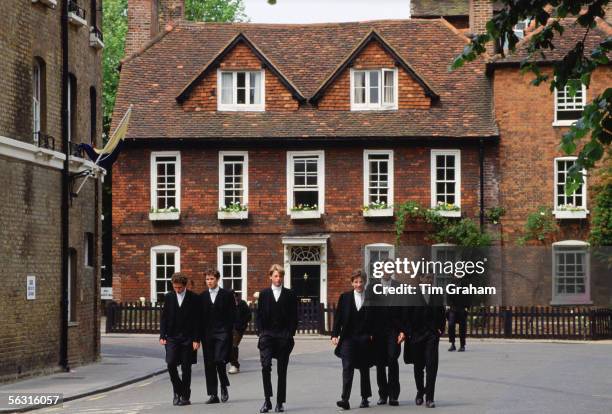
[268,264,285,277]
[350,269,366,283]
[204,268,221,279]
[171,272,188,286]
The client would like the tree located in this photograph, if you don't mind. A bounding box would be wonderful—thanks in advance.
[102,0,247,140]
[452,0,611,195]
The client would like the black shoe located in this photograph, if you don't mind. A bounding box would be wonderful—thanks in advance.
[177,397,191,406]
[389,399,399,406]
[172,393,180,406]
[220,386,229,402]
[336,399,350,410]
[426,400,436,408]
[360,398,369,408]
[415,393,424,406]
[458,345,465,352]
[377,397,387,405]
[448,343,456,352]
[260,400,273,413]
[205,395,220,404]
[274,402,285,412]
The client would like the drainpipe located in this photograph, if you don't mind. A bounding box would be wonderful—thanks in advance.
[60,0,70,371]
[479,139,485,229]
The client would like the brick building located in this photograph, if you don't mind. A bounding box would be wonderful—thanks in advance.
[0,0,103,381]
[111,0,611,308]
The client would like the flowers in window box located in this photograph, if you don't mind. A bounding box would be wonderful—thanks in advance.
[219,202,248,213]
[150,207,179,213]
[362,201,392,211]
[556,204,586,212]
[432,202,461,212]
[291,203,318,211]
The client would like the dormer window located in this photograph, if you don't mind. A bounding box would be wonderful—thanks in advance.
[218,70,265,111]
[350,68,397,110]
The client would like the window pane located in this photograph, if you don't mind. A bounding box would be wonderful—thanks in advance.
[250,72,261,105]
[221,72,233,105]
[369,71,379,104]
[383,70,394,104]
[354,71,365,104]
[237,72,246,104]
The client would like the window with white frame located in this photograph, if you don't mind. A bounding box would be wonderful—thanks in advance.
[554,82,586,124]
[431,150,461,208]
[218,245,247,299]
[287,151,325,212]
[552,241,590,304]
[150,152,181,211]
[218,70,264,111]
[351,68,397,110]
[364,243,395,278]
[219,152,248,209]
[32,60,42,142]
[554,157,587,211]
[364,150,394,207]
[431,244,457,289]
[151,245,180,303]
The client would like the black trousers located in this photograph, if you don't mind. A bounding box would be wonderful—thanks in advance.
[448,308,467,347]
[342,359,372,400]
[374,333,400,400]
[259,335,293,404]
[229,329,244,368]
[165,337,193,399]
[412,333,439,402]
[203,331,231,396]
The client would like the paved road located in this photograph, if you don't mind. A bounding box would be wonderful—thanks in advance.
[31,338,612,414]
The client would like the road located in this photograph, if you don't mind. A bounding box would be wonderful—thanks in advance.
[32,338,612,414]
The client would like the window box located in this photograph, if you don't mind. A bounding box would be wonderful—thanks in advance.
[363,207,393,217]
[218,210,248,220]
[436,209,461,218]
[32,0,57,8]
[89,26,104,49]
[290,210,321,220]
[68,1,87,27]
[149,210,180,221]
[554,209,588,219]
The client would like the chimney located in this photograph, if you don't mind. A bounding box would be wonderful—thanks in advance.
[469,0,495,54]
[125,0,183,57]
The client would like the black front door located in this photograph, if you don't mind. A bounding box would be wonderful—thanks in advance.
[290,264,320,304]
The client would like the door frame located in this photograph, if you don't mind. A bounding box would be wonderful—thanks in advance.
[282,235,329,307]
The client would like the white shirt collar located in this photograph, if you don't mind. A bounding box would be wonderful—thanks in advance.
[176,290,186,307]
[354,289,364,311]
[271,284,282,301]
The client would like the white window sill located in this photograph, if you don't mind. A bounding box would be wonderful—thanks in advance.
[435,210,461,218]
[350,105,398,111]
[290,210,321,219]
[554,210,588,219]
[218,210,248,220]
[149,211,180,221]
[218,105,265,112]
[552,120,578,127]
[68,321,79,327]
[363,208,394,217]
[550,299,592,306]
[89,32,104,49]
[68,12,87,27]
[32,0,57,8]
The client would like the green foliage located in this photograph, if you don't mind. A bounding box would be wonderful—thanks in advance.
[589,162,612,246]
[394,201,492,247]
[517,206,558,245]
[102,0,128,142]
[184,0,247,22]
[485,206,506,224]
[451,1,611,196]
[219,202,248,212]
[290,203,318,211]
[363,201,391,211]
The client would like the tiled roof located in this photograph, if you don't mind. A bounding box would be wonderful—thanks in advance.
[490,17,612,65]
[113,19,498,139]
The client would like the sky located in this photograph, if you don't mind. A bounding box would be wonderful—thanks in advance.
[243,0,411,23]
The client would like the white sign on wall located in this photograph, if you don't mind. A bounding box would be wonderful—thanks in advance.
[26,275,36,300]
[101,287,113,300]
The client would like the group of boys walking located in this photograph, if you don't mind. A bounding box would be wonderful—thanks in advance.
[160,263,466,411]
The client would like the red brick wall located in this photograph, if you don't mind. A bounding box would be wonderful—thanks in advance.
[112,142,490,304]
[182,42,299,112]
[318,41,431,111]
[494,67,611,245]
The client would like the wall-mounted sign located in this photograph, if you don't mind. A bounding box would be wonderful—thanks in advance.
[101,287,113,300]
[27,275,36,300]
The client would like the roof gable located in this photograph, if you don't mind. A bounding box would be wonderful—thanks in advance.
[310,30,439,104]
[176,32,306,103]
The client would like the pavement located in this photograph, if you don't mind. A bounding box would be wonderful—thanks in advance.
[0,335,611,413]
